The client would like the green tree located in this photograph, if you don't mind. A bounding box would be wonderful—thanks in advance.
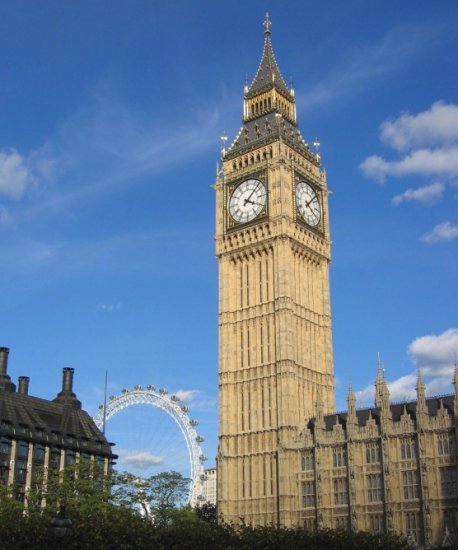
[195,501,217,524]
[26,460,112,517]
[113,470,190,523]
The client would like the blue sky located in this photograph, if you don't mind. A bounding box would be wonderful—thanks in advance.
[1,1,458,473]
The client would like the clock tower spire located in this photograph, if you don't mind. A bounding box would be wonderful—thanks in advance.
[216,16,335,526]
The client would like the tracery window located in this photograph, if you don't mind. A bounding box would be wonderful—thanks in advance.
[366,442,380,464]
[335,516,348,529]
[367,474,382,502]
[369,515,383,532]
[333,447,347,468]
[400,438,416,460]
[302,481,315,508]
[441,467,458,497]
[301,450,314,471]
[438,433,455,455]
[334,478,348,505]
[405,512,422,544]
[444,509,458,538]
[402,470,419,500]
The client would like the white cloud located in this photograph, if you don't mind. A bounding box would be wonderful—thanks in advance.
[361,146,458,183]
[392,182,445,206]
[356,374,417,407]
[421,221,458,244]
[355,329,458,406]
[380,101,458,152]
[408,328,458,375]
[425,376,454,397]
[361,101,458,189]
[387,374,417,402]
[356,371,453,408]
[96,302,121,312]
[174,389,217,411]
[0,148,33,199]
[116,449,163,470]
[174,389,200,403]
[355,384,375,407]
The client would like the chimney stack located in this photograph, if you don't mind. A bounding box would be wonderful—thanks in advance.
[53,366,81,409]
[0,347,9,375]
[18,376,30,395]
[0,346,15,392]
[62,367,74,394]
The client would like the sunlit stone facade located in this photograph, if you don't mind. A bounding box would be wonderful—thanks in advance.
[216,16,458,547]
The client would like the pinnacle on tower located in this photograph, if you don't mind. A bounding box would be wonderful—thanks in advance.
[347,381,357,426]
[347,379,356,404]
[453,353,458,398]
[226,14,317,161]
[416,366,426,393]
[375,353,390,411]
[246,13,292,100]
[376,351,384,379]
[415,365,427,425]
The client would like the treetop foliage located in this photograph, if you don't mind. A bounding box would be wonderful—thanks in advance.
[0,464,425,549]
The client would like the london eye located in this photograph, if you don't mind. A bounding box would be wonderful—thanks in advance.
[93,385,207,506]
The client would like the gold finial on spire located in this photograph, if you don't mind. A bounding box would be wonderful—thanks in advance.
[263,12,272,35]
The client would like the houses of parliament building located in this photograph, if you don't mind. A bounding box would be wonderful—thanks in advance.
[216,15,458,547]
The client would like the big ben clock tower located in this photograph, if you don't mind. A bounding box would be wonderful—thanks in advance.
[216,15,335,525]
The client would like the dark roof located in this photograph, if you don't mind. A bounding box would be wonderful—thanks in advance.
[225,112,318,164]
[0,387,113,458]
[246,31,292,100]
[224,18,319,165]
[308,394,455,432]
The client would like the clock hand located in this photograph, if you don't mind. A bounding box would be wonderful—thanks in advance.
[244,183,261,205]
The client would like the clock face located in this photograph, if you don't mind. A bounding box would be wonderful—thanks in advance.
[296,181,321,227]
[229,179,267,224]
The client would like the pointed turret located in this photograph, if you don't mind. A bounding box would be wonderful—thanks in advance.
[246,13,292,100]
[243,13,295,125]
[453,354,458,416]
[374,353,391,421]
[453,354,458,396]
[416,367,427,427]
[416,366,426,395]
[347,381,357,433]
[225,14,317,162]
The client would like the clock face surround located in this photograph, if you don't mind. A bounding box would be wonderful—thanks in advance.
[228,178,267,224]
[295,181,321,227]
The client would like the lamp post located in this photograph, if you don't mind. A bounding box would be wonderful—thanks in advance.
[48,504,72,541]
